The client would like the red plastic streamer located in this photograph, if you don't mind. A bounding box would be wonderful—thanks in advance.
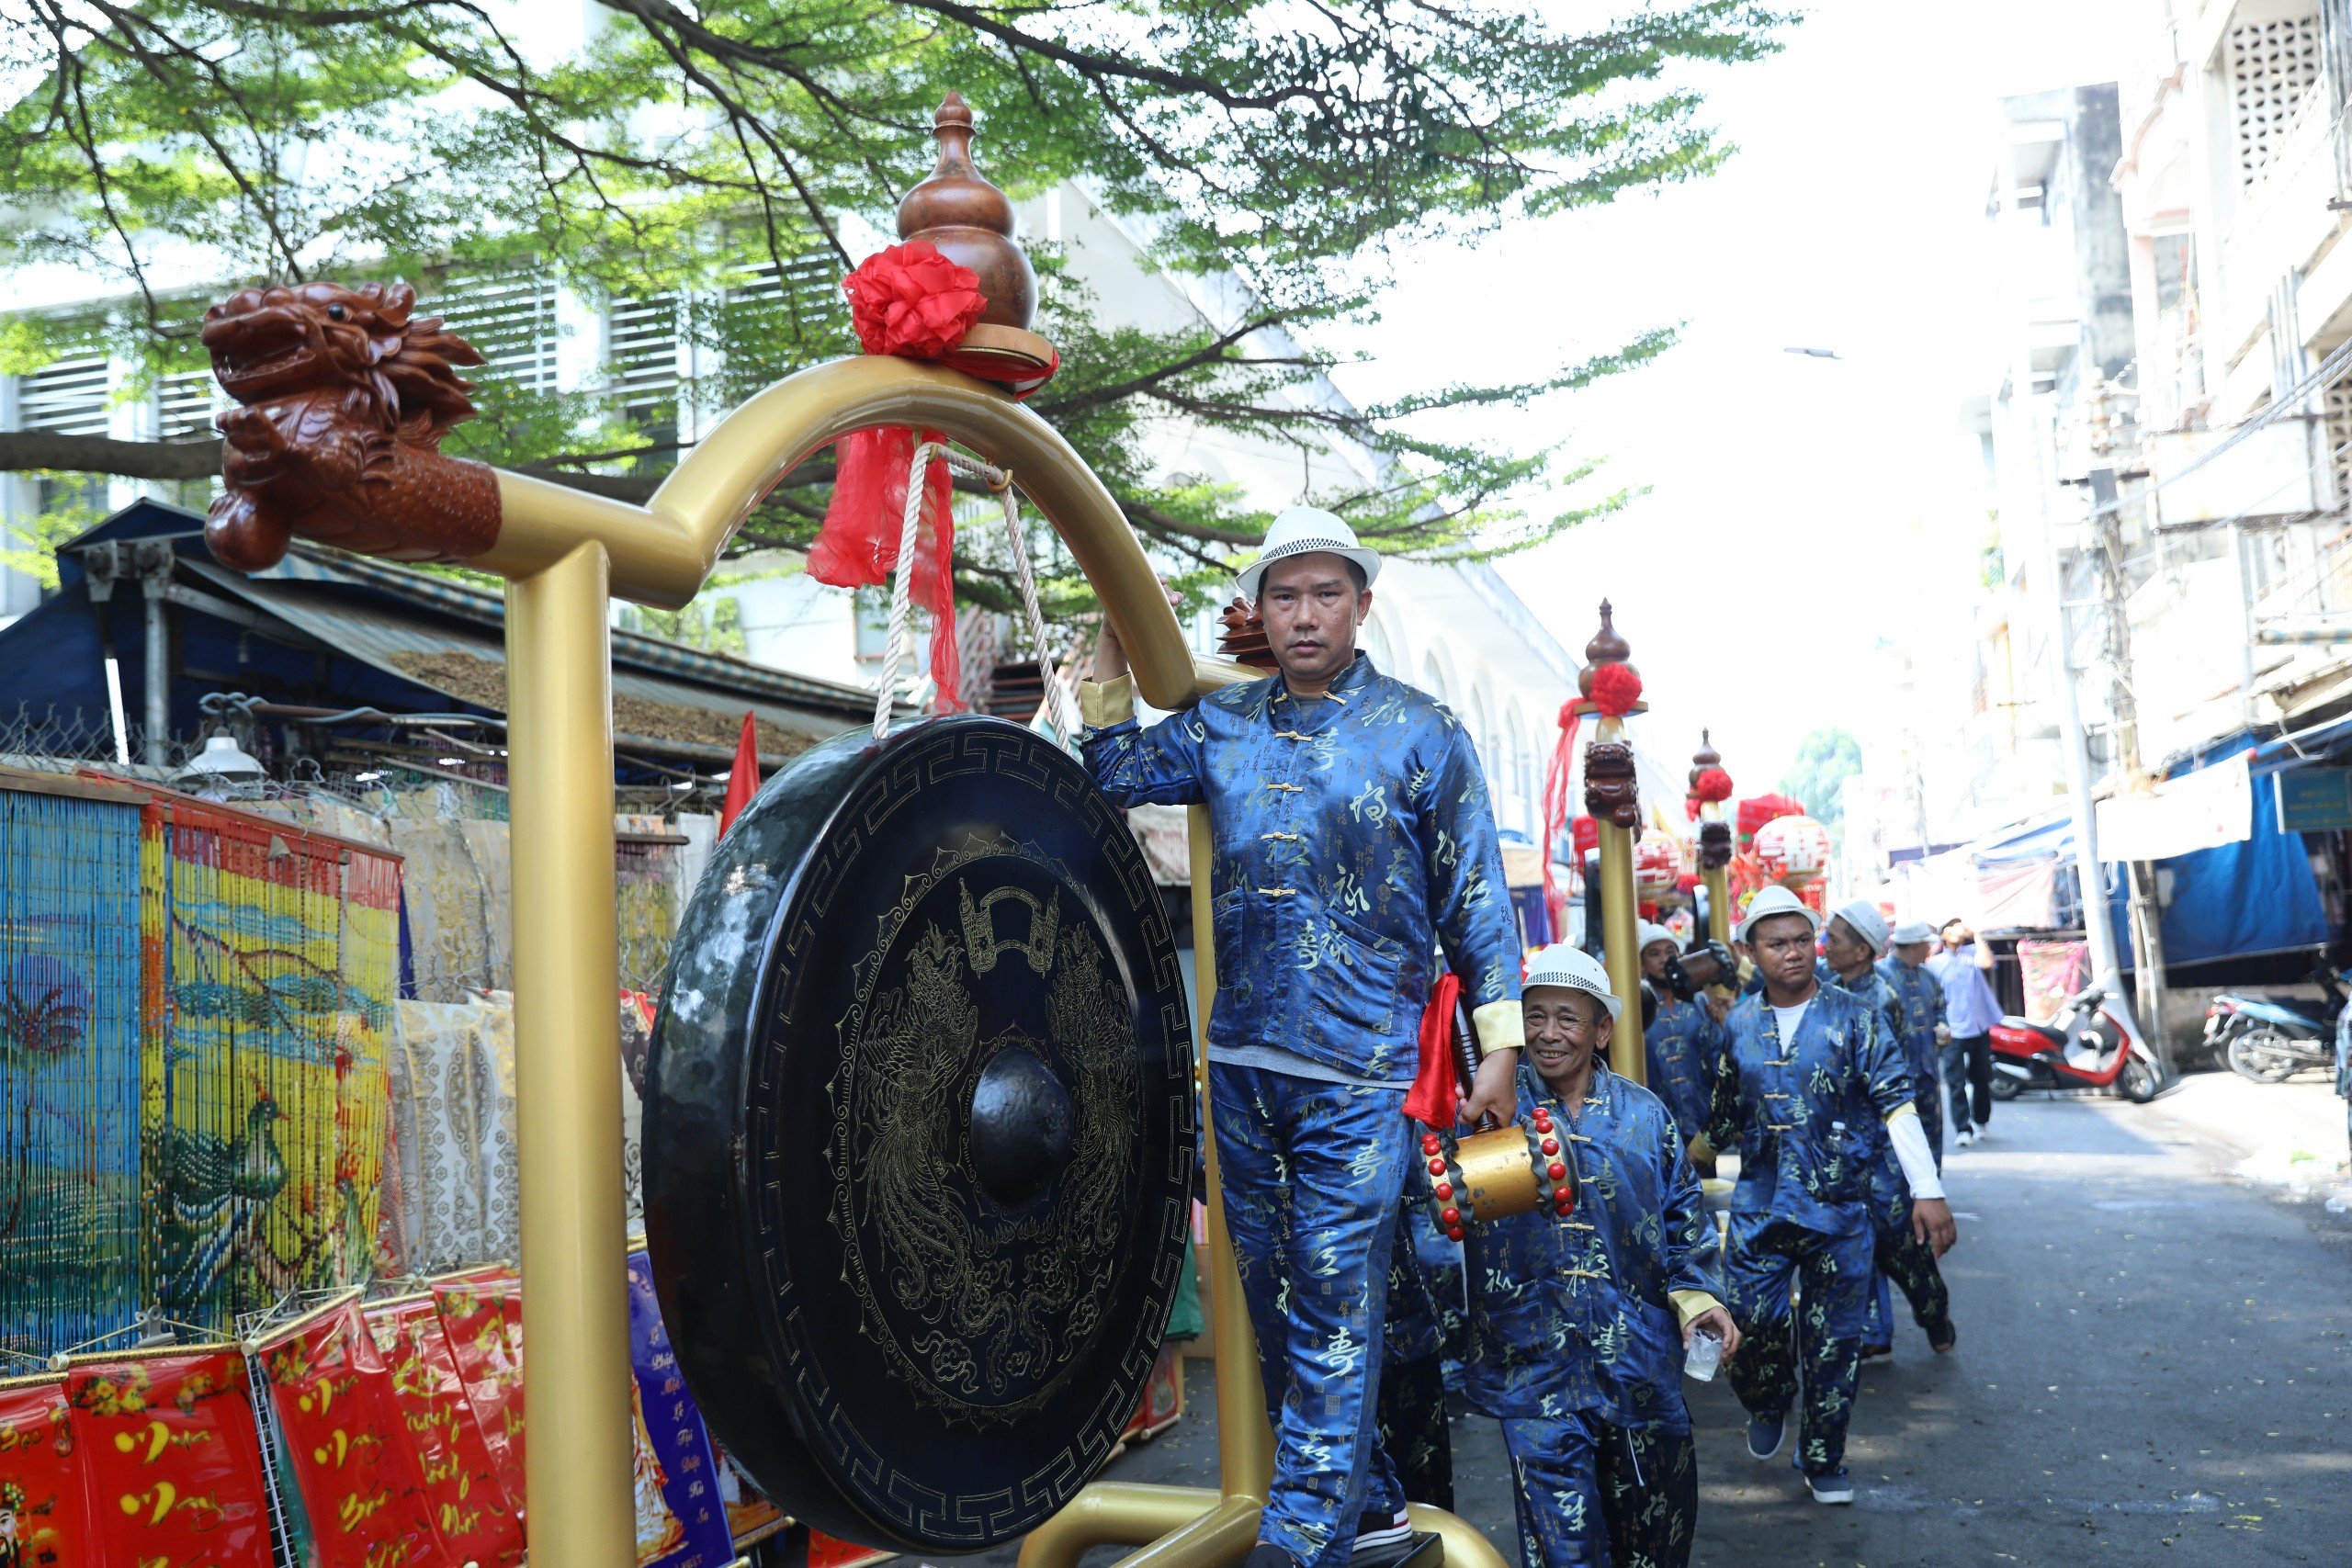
[1538,666,1644,928]
[809,425,961,708]
[808,241,989,714]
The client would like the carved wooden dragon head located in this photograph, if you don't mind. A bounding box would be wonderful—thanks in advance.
[201,279,482,437]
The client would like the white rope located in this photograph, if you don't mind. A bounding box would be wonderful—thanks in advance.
[872,440,1076,744]
[1001,484,1081,744]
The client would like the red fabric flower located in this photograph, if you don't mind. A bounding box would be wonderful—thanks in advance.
[842,242,986,360]
[1690,766,1735,804]
[1588,661,1643,718]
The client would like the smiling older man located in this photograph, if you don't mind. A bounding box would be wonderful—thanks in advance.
[1080,508,1524,1568]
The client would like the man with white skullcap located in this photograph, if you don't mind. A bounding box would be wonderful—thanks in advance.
[1082,508,1523,1568]
[1690,887,1954,1505]
[1636,919,1729,1149]
[1824,900,1957,1360]
[1461,942,1737,1568]
[1879,920,1949,1157]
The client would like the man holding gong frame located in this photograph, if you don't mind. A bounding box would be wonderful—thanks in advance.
[1081,508,1524,1568]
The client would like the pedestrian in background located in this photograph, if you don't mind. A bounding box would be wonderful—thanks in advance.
[1825,902,1958,1359]
[1929,919,2002,1146]
[1639,920,1729,1151]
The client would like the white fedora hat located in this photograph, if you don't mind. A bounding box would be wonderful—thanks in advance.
[1736,885,1822,945]
[1235,506,1383,602]
[1830,898,1890,957]
[1523,942,1624,1021]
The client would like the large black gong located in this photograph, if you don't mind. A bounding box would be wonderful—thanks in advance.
[645,715,1196,1553]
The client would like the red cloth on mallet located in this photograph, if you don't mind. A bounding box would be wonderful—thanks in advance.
[1405,971,1465,1128]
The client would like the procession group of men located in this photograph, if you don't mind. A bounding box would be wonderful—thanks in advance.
[1080,507,1989,1568]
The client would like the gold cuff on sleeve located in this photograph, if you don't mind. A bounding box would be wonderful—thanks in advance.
[1668,1289,1725,1331]
[1472,999,1524,1061]
[1883,1100,1919,1126]
[1079,675,1136,729]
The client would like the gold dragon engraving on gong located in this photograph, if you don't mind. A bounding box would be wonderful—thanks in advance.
[827,829,1136,1421]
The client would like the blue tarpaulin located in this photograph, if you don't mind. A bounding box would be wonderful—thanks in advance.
[2128,733,2332,966]
[1964,734,2333,966]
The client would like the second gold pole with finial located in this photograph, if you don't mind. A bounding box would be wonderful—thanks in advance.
[1575,602,1646,1086]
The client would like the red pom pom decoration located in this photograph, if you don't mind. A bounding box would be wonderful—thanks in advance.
[1588,661,1644,718]
[842,241,987,360]
[1690,766,1735,804]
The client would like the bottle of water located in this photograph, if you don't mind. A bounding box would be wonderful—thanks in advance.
[1684,1328,1724,1382]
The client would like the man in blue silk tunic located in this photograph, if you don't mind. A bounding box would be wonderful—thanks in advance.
[1081,508,1524,1568]
[1691,888,1955,1506]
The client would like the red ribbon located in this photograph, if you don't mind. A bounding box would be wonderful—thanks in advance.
[809,242,992,712]
[1404,972,1464,1128]
[1537,665,1644,929]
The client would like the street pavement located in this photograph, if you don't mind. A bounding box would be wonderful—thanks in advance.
[981,1088,2352,1567]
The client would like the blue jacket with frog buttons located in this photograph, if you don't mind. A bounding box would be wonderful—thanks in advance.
[1080,652,1521,1082]
[1697,982,1915,1236]
[1462,1061,1719,1431]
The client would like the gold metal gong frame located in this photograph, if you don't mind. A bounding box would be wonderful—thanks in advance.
[466,353,1507,1568]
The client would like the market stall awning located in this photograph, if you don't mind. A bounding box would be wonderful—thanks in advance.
[178,551,885,768]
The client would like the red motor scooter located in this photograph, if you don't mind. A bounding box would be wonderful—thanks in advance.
[1989,977,2165,1104]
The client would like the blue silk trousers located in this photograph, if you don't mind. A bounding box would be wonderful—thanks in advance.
[1211,1062,1413,1568]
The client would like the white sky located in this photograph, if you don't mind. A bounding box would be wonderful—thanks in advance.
[1326,0,2148,802]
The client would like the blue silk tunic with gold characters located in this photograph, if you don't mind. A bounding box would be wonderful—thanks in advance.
[1080,654,1521,1081]
[1462,1062,1720,1432]
[1697,985,1915,1236]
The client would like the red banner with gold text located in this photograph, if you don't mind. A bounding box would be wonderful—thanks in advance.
[0,1378,91,1568]
[257,1303,440,1568]
[66,1352,274,1568]
[430,1268,525,1511]
[368,1298,526,1567]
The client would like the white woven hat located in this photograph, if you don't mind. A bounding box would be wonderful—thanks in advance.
[1523,942,1624,1021]
[1236,507,1383,602]
[1636,920,1677,957]
[1831,898,1891,957]
[1890,919,1937,945]
[1736,886,1822,944]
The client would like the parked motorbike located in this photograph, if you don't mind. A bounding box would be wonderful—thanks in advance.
[1989,979,2164,1103]
[2206,968,2350,1084]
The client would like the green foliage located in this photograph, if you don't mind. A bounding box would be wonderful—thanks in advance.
[1781,728,1863,832]
[617,595,750,658]
[0,0,1792,611]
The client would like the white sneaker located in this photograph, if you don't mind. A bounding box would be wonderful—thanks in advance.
[1955,1128,1977,1148]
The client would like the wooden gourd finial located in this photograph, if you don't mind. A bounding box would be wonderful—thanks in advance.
[1577,599,1637,697]
[1692,729,1722,770]
[898,92,1036,331]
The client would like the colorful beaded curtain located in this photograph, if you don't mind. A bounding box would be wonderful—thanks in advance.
[0,784,146,1360]
[146,800,399,1332]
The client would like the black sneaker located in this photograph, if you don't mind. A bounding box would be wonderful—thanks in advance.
[1245,1545,1301,1568]
[1746,1410,1787,1461]
[1352,1506,1412,1557]
[1928,1318,1958,1355]
[1805,1469,1855,1505]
